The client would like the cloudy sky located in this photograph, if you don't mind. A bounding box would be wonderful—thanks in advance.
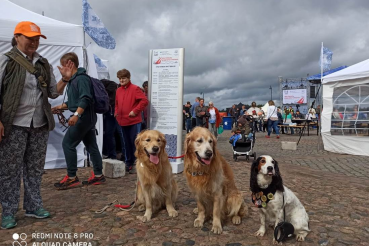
[11,0,369,110]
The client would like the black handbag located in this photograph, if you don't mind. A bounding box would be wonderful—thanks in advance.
[274,192,294,243]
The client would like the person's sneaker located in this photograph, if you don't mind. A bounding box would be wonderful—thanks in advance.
[82,171,106,185]
[265,135,270,138]
[25,208,50,219]
[54,175,80,190]
[1,216,16,229]
[276,135,280,139]
[128,165,137,174]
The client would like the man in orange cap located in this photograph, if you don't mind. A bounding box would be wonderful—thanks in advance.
[0,21,72,229]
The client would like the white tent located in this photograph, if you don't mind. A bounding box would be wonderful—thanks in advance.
[0,0,103,168]
[321,59,369,156]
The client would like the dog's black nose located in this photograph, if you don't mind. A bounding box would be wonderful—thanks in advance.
[267,166,274,172]
[205,150,213,158]
[152,146,159,152]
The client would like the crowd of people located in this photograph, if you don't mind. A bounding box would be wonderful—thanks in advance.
[182,97,323,140]
[182,97,222,138]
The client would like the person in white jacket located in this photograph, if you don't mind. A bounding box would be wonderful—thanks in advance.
[306,107,317,120]
[247,102,261,132]
[266,100,280,139]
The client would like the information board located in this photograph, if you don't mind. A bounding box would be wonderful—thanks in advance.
[148,48,184,173]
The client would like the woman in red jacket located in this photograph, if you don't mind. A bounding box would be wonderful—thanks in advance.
[207,101,221,138]
[115,69,148,174]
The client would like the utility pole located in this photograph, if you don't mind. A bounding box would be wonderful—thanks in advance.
[269,86,272,100]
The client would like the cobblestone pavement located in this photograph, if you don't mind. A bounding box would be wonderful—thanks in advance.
[1,130,369,246]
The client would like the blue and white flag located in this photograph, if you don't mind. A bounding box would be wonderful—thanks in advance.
[94,54,107,69]
[82,0,116,49]
[319,46,333,72]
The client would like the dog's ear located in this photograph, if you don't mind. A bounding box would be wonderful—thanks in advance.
[210,131,217,156]
[272,159,284,192]
[184,131,192,155]
[134,132,143,159]
[250,156,262,193]
[135,131,143,148]
[159,131,167,148]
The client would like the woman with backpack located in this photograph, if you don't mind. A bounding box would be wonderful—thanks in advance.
[52,52,105,190]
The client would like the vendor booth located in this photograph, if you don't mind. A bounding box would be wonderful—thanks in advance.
[0,0,103,168]
[321,59,369,156]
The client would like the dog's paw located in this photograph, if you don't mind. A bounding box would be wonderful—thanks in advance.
[168,209,178,218]
[193,207,198,214]
[273,238,283,245]
[137,215,151,222]
[194,218,204,228]
[138,204,145,212]
[254,229,265,237]
[232,215,241,225]
[296,234,306,242]
[211,224,223,234]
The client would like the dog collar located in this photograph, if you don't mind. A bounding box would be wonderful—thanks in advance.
[187,170,205,177]
[251,185,277,208]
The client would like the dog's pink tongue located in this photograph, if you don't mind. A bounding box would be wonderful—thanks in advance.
[150,154,159,164]
[201,158,211,165]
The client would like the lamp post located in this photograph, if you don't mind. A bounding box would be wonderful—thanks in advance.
[269,86,272,101]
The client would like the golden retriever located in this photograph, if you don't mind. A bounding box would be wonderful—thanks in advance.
[184,127,247,234]
[134,130,178,222]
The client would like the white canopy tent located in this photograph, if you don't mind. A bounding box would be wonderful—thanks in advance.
[0,0,103,168]
[321,59,369,156]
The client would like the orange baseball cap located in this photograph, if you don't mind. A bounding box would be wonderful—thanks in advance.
[14,21,47,39]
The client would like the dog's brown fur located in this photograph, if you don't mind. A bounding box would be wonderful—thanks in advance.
[184,127,247,234]
[135,130,178,222]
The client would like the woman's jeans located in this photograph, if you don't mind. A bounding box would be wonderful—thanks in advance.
[267,119,280,136]
[186,118,192,133]
[208,122,218,138]
[258,120,263,131]
[103,112,118,159]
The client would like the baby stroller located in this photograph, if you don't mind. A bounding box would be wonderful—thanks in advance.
[229,115,257,161]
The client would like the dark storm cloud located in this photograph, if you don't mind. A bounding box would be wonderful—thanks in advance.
[11,0,369,109]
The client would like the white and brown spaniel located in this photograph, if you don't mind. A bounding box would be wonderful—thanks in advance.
[250,155,310,244]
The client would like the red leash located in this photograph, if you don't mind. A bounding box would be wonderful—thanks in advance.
[168,154,185,159]
[114,201,135,209]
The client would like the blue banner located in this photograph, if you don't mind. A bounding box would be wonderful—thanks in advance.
[82,0,116,49]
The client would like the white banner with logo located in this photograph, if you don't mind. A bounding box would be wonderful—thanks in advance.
[283,89,307,104]
[148,48,184,173]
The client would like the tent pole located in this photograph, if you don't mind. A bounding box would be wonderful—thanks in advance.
[83,31,88,72]
[317,42,323,151]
